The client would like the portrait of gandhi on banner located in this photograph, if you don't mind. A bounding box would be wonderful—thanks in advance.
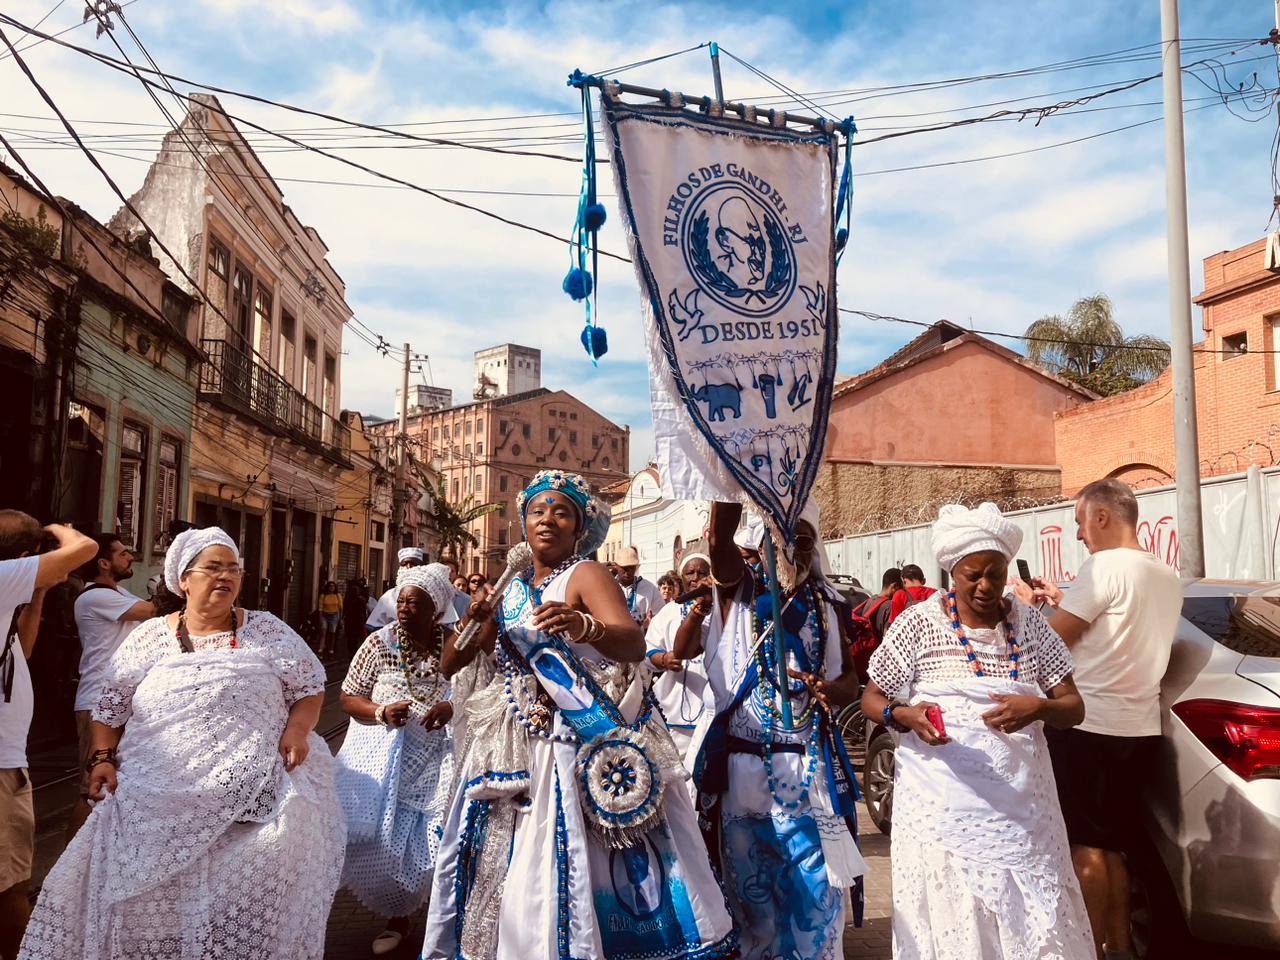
[714,196,767,289]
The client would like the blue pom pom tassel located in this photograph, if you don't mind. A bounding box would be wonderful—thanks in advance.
[583,203,607,232]
[835,227,849,252]
[562,267,593,301]
[581,325,608,359]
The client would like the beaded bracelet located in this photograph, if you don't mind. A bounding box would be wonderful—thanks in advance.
[84,747,118,773]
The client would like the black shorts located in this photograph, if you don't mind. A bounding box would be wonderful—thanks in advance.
[1045,725,1162,853]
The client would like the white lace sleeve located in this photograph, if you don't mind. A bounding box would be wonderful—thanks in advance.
[92,617,171,727]
[341,634,387,697]
[252,613,326,704]
[1022,603,1075,692]
[867,605,924,696]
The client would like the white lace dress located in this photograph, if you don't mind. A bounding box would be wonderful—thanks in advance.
[19,612,345,960]
[868,596,1094,960]
[335,627,453,917]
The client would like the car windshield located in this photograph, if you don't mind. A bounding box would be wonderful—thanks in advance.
[1181,595,1280,658]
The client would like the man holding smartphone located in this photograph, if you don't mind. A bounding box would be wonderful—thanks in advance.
[1017,479,1181,960]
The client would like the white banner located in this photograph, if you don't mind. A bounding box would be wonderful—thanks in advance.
[602,96,839,556]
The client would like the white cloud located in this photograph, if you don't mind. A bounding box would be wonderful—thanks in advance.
[199,0,360,34]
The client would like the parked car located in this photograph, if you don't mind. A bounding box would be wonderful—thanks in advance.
[858,579,1280,956]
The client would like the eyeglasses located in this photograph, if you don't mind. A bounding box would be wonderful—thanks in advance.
[468,577,484,584]
[188,564,244,578]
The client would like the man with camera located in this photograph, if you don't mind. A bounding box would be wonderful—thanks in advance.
[0,511,95,959]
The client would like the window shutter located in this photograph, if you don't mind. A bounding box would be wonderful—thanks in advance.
[153,463,177,552]
[118,458,141,549]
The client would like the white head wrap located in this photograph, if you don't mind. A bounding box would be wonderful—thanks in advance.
[164,527,240,595]
[679,551,711,572]
[931,502,1024,572]
[396,562,458,624]
[733,514,765,552]
[398,546,425,564]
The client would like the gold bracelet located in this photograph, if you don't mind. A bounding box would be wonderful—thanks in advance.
[587,615,606,644]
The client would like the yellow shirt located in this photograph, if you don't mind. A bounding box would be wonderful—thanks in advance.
[319,593,341,615]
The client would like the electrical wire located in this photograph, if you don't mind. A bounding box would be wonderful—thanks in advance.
[841,307,1280,356]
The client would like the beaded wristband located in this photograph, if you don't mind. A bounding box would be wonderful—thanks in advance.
[84,747,118,773]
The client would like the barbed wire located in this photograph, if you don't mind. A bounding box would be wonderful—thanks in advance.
[820,487,1068,538]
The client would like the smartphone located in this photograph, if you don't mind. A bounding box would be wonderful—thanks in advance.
[1016,559,1032,582]
[925,704,946,738]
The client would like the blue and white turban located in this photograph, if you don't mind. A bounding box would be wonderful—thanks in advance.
[516,470,610,556]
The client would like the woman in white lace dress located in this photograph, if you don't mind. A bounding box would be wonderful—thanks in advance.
[335,562,455,956]
[860,503,1094,960]
[19,527,344,960]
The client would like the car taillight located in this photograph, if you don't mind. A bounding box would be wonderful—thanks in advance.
[1172,699,1280,782]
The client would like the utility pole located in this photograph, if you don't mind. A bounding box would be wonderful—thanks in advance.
[1159,0,1205,577]
[397,342,410,551]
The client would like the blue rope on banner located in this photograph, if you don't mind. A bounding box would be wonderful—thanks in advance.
[834,116,857,266]
[564,76,608,364]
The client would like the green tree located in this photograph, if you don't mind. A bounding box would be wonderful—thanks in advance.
[419,473,502,567]
[1023,294,1171,396]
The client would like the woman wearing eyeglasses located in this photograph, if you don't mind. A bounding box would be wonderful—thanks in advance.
[19,527,344,960]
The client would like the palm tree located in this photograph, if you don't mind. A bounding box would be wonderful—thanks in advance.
[419,474,503,567]
[1023,294,1171,396]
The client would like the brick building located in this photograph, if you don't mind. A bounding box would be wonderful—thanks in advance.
[817,320,1095,535]
[373,347,630,576]
[1055,236,1280,495]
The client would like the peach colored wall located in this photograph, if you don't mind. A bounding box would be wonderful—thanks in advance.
[825,341,1085,466]
[1055,237,1280,495]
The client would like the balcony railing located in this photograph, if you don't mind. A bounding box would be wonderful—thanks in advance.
[199,338,351,465]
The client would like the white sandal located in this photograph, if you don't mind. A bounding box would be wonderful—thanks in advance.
[371,929,403,955]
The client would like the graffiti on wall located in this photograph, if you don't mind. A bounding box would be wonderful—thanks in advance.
[1136,515,1179,570]
[1038,525,1075,582]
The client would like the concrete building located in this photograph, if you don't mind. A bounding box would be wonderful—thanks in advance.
[109,94,353,623]
[1056,236,1280,494]
[600,466,709,581]
[1,162,201,748]
[396,382,452,418]
[818,320,1095,536]
[375,379,630,576]
[474,343,540,399]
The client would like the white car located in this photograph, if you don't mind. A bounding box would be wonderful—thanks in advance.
[857,579,1280,956]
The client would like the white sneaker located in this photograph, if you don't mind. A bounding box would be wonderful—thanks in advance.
[371,929,403,955]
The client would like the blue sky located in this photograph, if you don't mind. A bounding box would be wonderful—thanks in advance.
[2,0,1276,470]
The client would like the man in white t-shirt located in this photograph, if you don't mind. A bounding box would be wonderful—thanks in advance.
[365,546,425,631]
[1020,478,1182,960]
[68,534,154,835]
[0,512,96,957]
[615,546,665,629]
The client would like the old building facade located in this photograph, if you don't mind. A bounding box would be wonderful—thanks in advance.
[1,161,203,747]
[818,321,1095,536]
[376,365,630,576]
[600,466,708,580]
[110,94,353,623]
[1056,236,1280,494]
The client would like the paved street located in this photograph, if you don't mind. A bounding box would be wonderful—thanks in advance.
[318,796,895,960]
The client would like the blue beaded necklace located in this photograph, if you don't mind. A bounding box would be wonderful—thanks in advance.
[753,581,824,810]
[946,590,1020,680]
